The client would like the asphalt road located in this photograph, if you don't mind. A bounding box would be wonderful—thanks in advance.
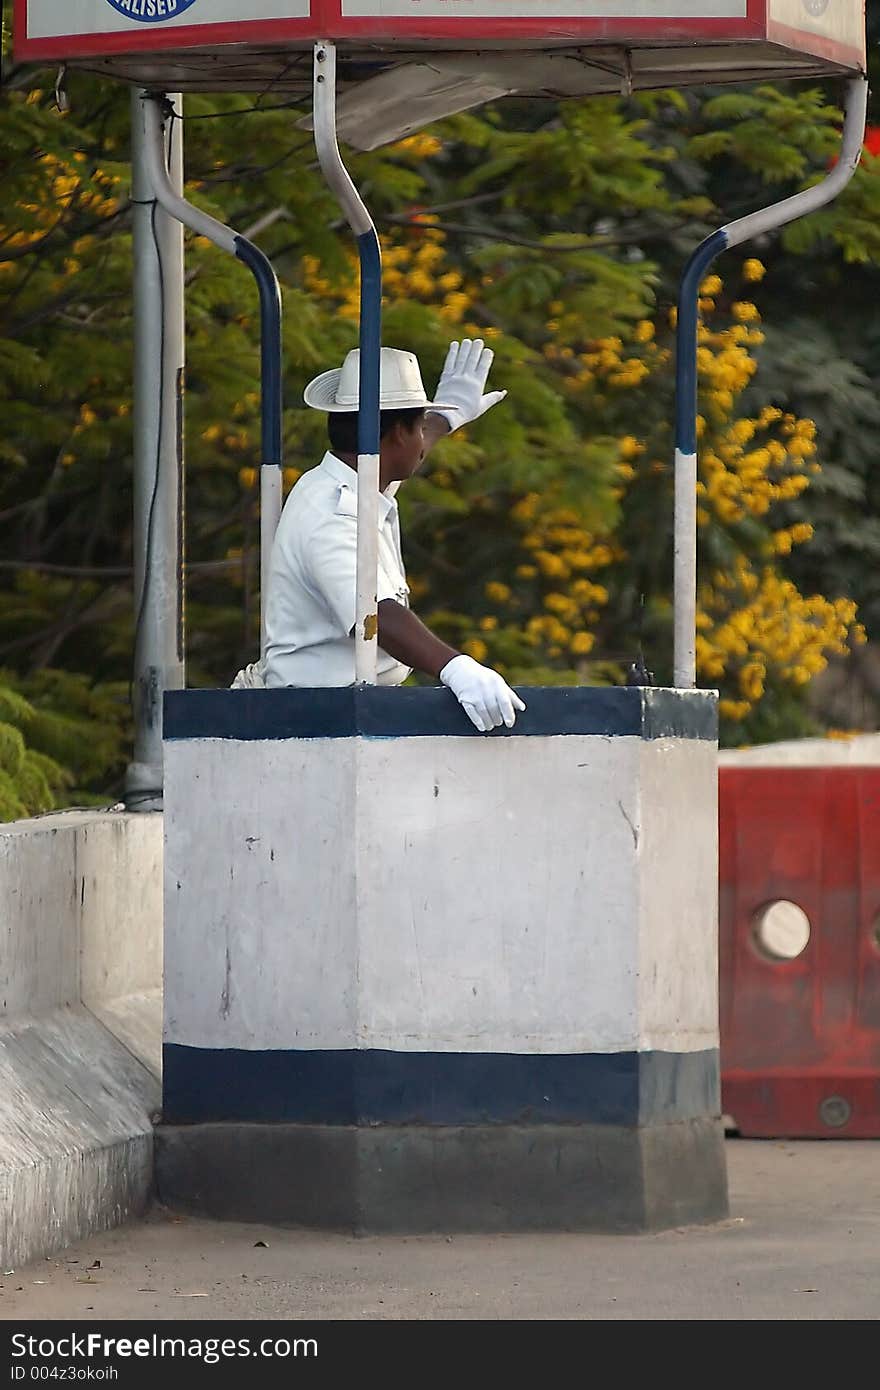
[1,1139,878,1321]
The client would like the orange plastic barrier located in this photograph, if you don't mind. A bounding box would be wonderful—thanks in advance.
[719,767,880,1137]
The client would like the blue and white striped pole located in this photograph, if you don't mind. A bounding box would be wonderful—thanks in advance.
[313,41,382,686]
[235,239,283,656]
[673,229,726,691]
[673,76,867,689]
[142,94,284,661]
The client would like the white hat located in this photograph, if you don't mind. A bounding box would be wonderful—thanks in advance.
[303,346,455,413]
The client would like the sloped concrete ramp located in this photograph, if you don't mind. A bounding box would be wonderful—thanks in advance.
[0,811,162,1269]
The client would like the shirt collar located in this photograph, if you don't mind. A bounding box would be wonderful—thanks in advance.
[319,451,396,524]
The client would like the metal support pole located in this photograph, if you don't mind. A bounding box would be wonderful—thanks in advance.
[140,95,283,658]
[672,76,868,690]
[125,89,185,812]
[313,40,382,685]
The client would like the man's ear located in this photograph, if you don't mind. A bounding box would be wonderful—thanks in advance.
[388,418,410,448]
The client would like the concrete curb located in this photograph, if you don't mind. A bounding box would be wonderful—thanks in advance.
[0,811,163,1270]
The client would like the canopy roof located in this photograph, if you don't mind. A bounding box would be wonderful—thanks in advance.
[15,2,866,149]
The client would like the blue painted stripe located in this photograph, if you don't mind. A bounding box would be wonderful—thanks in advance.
[162,1045,720,1127]
[357,229,382,457]
[675,228,728,456]
[234,237,283,468]
[163,686,717,742]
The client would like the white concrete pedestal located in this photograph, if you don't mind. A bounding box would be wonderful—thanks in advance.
[158,685,727,1231]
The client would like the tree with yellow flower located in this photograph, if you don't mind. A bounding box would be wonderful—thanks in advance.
[3,0,880,809]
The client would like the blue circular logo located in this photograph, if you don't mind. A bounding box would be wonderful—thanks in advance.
[105,0,199,22]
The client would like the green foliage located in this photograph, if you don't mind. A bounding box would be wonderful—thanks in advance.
[12,669,130,796]
[0,680,72,818]
[782,153,880,263]
[689,86,841,182]
[455,99,674,213]
[0,720,25,777]
[1,7,880,799]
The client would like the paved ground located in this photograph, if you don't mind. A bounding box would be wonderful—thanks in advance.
[1,1139,878,1321]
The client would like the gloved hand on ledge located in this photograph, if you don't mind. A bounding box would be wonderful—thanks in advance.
[440,654,526,733]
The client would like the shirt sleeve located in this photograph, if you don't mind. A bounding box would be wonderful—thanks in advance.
[303,487,402,638]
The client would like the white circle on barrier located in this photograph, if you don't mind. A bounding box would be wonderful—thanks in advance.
[753,900,811,960]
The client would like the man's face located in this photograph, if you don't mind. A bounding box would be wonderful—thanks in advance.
[387,414,427,482]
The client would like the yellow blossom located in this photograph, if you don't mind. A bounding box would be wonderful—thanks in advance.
[485,581,511,603]
[511,494,540,524]
[718,699,751,721]
[535,551,569,579]
[406,269,435,297]
[619,435,643,460]
[440,291,472,323]
[391,133,442,158]
[462,638,488,663]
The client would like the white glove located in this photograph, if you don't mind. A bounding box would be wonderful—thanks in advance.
[430,339,507,433]
[440,654,526,733]
[230,659,267,690]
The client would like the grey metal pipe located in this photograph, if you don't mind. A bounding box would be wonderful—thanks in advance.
[125,89,186,813]
[141,94,283,659]
[311,44,373,239]
[723,77,867,251]
[141,96,236,254]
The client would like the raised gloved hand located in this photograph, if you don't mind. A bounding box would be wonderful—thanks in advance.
[430,338,507,433]
[440,654,526,733]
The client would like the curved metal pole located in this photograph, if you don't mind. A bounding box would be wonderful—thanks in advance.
[142,93,283,660]
[673,76,868,690]
[313,40,382,686]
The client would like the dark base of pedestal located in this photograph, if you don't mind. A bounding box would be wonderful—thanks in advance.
[154,1118,728,1233]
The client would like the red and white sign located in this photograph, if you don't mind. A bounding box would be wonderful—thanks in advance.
[18,1,314,60]
[767,0,865,67]
[15,0,864,70]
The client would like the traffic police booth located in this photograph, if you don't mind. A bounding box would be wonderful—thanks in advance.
[15,0,867,1231]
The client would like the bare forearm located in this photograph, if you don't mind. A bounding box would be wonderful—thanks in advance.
[377,599,458,678]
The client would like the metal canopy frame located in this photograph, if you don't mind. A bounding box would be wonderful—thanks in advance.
[15,1,866,94]
[13,42,864,102]
[13,1,868,763]
[140,94,283,656]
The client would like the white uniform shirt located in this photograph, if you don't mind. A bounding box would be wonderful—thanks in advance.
[264,452,412,688]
